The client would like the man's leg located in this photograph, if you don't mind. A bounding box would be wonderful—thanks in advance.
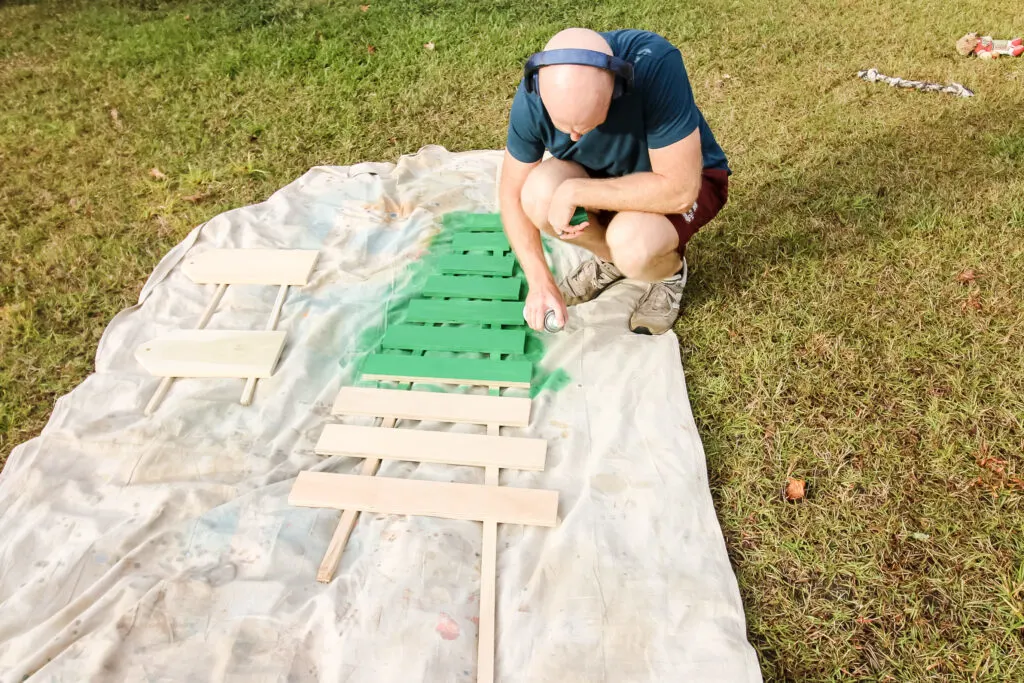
[520,158,626,306]
[520,158,612,261]
[604,211,682,282]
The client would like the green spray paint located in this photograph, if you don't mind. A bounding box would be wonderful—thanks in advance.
[342,211,573,397]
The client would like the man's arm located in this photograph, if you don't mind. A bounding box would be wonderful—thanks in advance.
[499,150,568,331]
[498,150,545,283]
[548,129,703,234]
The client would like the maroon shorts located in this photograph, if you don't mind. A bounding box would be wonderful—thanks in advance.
[595,167,730,255]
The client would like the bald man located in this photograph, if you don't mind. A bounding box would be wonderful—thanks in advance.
[500,28,730,335]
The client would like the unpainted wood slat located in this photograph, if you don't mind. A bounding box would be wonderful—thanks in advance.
[135,330,287,378]
[289,471,558,526]
[331,387,530,426]
[182,249,319,285]
[315,424,545,470]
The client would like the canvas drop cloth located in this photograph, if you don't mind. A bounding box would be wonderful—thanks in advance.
[0,146,761,683]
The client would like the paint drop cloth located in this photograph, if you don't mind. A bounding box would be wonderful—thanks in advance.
[0,146,761,682]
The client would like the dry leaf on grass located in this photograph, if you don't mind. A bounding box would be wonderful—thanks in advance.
[367,45,376,54]
[149,167,167,181]
[109,108,123,129]
[424,42,435,51]
[784,477,806,501]
[359,4,369,11]
[956,268,977,284]
[961,292,982,311]
[181,191,210,203]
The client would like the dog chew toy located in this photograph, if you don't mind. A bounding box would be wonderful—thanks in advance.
[957,33,1024,59]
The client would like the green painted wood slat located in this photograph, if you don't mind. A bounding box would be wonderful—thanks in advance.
[362,354,532,387]
[442,212,505,232]
[383,324,525,355]
[437,253,515,276]
[422,275,523,301]
[405,299,525,326]
[452,233,511,253]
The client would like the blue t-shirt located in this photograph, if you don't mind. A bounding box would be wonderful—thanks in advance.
[506,29,729,177]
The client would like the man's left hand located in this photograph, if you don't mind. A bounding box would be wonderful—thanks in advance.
[548,179,589,239]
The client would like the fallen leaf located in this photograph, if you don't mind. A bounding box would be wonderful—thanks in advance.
[367,44,376,54]
[184,14,191,21]
[956,268,976,284]
[109,108,123,129]
[424,41,435,51]
[784,477,806,501]
[182,191,210,203]
[149,167,167,181]
[961,292,982,311]
[359,4,369,11]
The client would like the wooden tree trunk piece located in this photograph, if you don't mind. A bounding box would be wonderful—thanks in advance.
[316,416,397,583]
[241,283,289,406]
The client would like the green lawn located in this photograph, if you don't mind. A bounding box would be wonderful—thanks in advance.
[2,0,1023,679]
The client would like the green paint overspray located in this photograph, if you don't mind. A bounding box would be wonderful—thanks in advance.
[343,211,573,397]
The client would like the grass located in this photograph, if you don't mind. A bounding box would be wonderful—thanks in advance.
[2,0,1023,678]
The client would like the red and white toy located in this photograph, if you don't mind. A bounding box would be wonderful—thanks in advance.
[975,36,1024,59]
[957,33,1024,59]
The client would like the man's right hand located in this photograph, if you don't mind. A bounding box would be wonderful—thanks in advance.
[523,277,567,332]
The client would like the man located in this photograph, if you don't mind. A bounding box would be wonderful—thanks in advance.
[499,27,730,335]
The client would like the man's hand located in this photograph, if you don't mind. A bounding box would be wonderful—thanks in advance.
[547,179,589,239]
[523,276,567,332]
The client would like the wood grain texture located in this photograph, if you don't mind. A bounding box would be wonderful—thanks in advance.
[331,387,531,426]
[135,330,286,378]
[315,424,545,470]
[382,324,525,355]
[361,354,532,388]
[182,249,319,285]
[289,472,558,526]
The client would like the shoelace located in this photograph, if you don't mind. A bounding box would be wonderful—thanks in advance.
[641,282,675,314]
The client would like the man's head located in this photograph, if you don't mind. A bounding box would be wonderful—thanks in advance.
[535,28,615,142]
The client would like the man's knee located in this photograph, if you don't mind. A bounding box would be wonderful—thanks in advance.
[520,158,587,231]
[606,212,679,279]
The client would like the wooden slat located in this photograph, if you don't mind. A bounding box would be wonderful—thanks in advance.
[382,324,525,355]
[315,416,395,583]
[423,275,523,301]
[362,355,532,388]
[406,300,525,326]
[443,212,504,232]
[316,424,545,471]
[182,249,319,285]
[331,387,530,426]
[135,330,287,378]
[289,472,558,526]
[452,233,511,253]
[437,254,515,276]
[478,422,501,683]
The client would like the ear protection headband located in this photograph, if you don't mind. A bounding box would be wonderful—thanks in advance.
[523,48,634,99]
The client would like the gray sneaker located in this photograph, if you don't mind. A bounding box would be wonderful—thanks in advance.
[558,258,625,307]
[629,257,688,335]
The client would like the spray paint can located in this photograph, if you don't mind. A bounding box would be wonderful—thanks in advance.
[543,309,564,333]
[522,306,565,333]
